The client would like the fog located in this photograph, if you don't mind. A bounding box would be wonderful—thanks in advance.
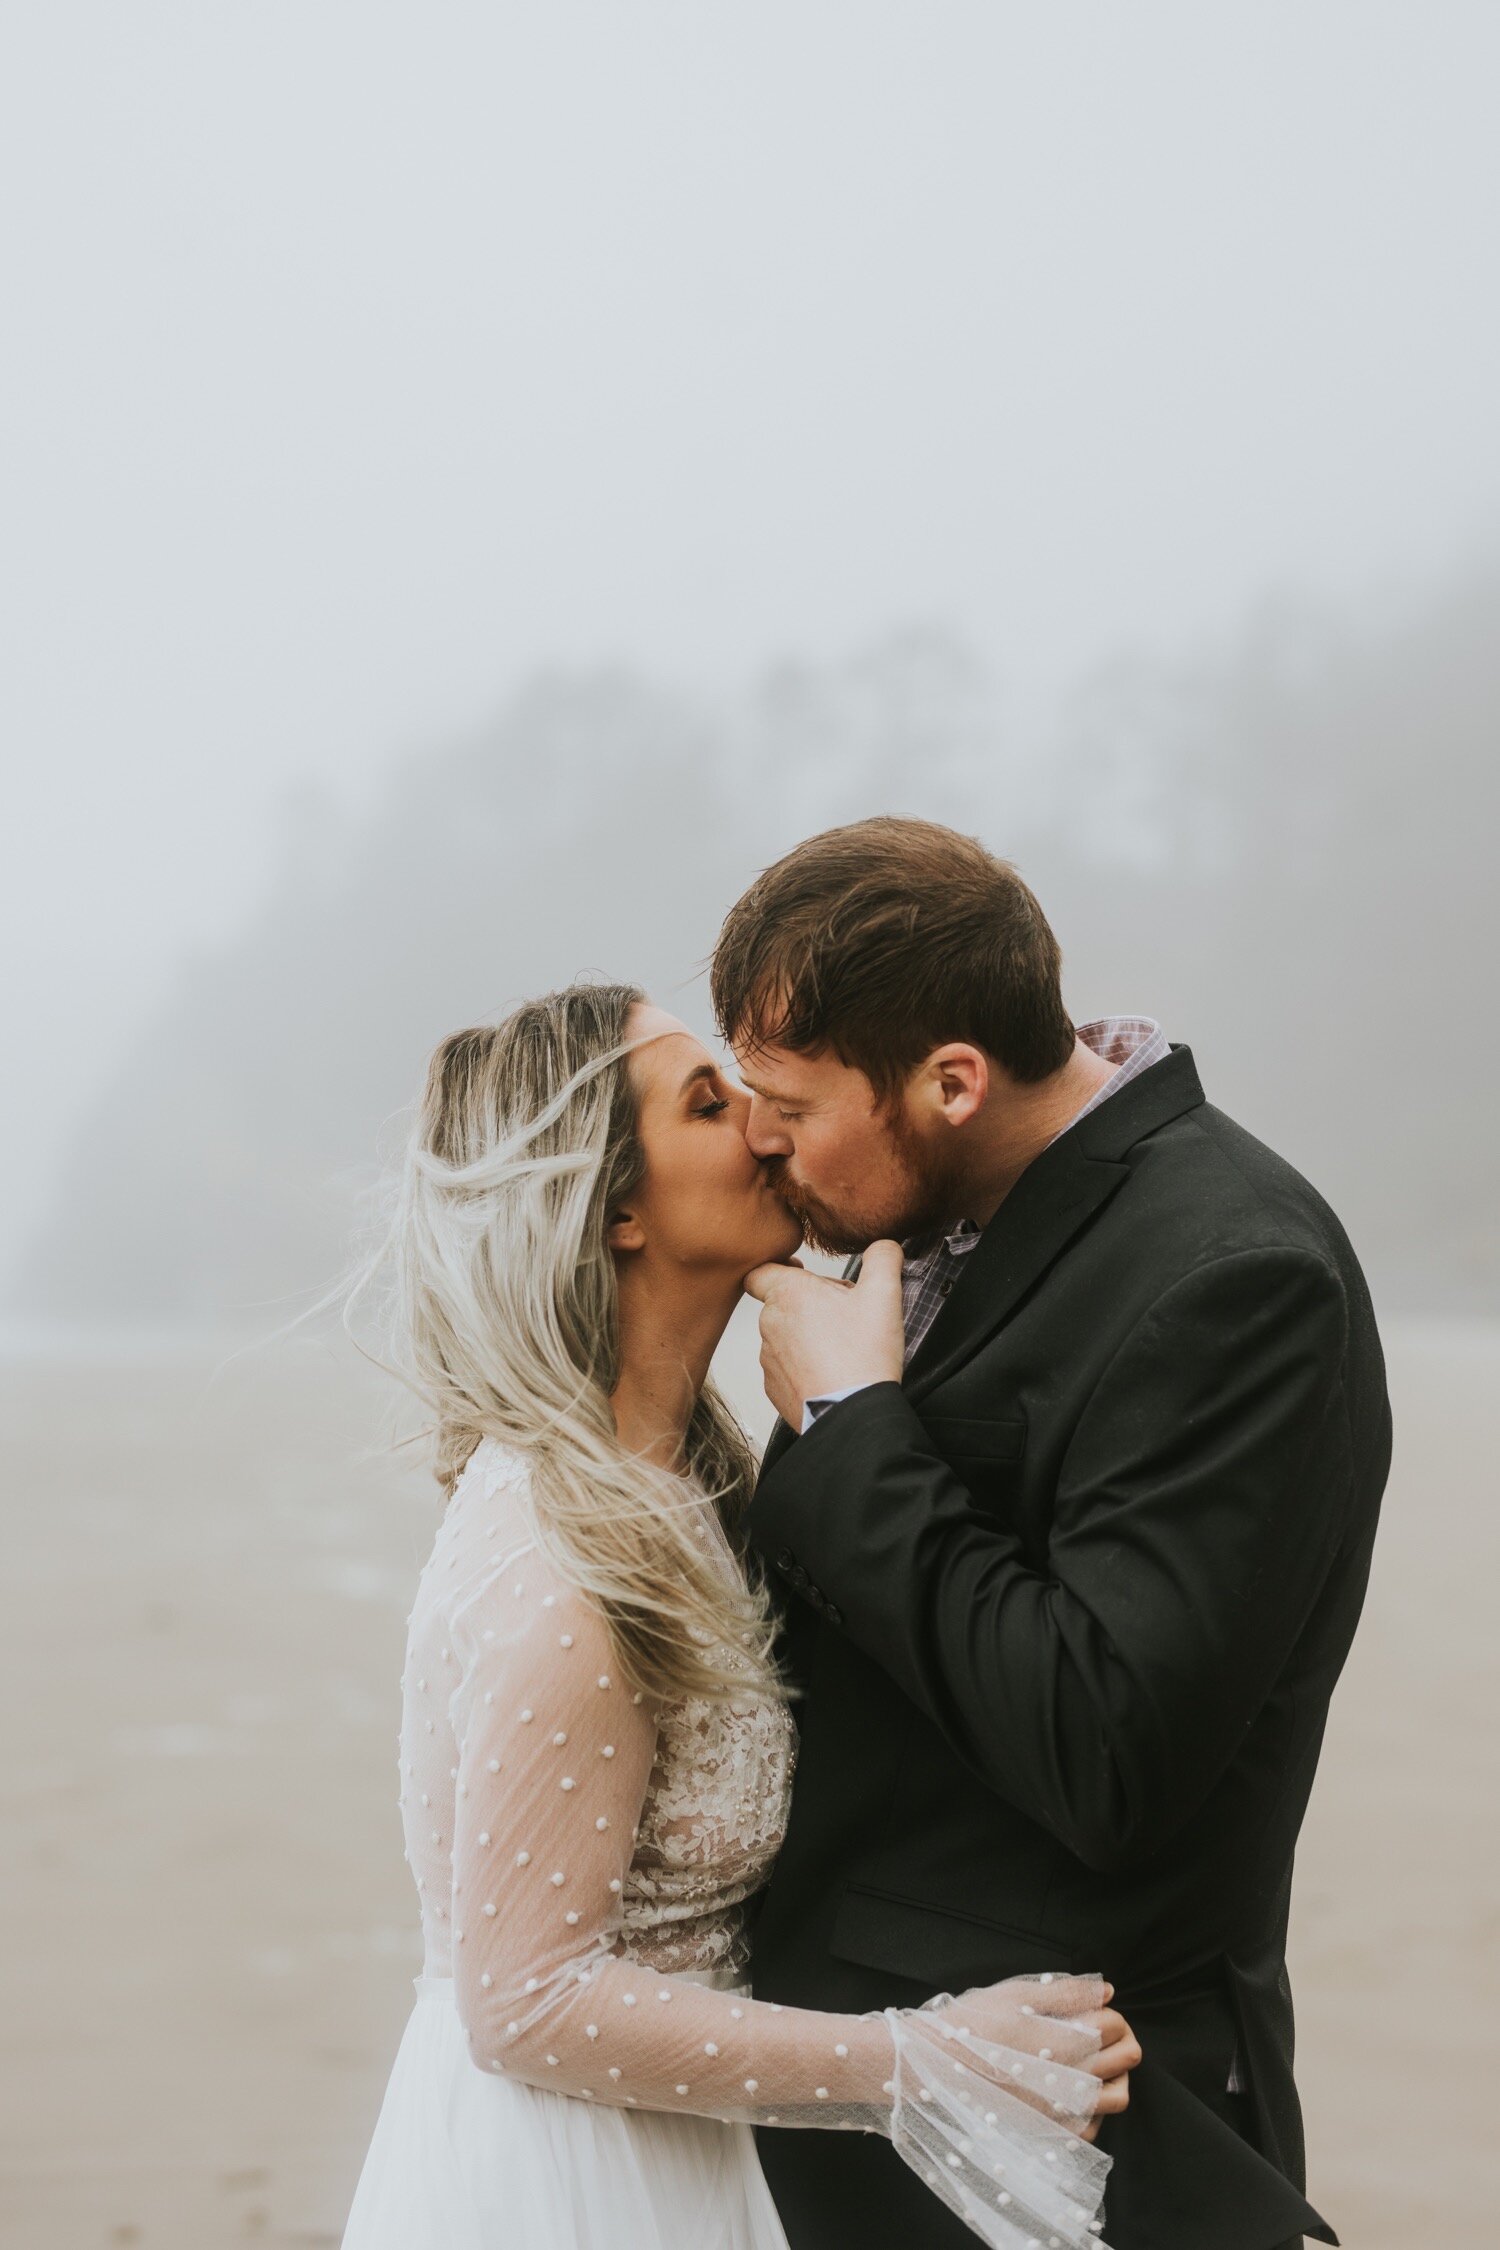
[4,18,1498,2244]
[4,4,1499,1319]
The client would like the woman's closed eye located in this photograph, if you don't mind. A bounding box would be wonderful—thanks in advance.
[692,1097,731,1120]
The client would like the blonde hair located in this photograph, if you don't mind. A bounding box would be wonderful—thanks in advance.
[368,981,781,1710]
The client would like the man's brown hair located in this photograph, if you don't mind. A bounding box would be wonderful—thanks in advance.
[710,816,1075,1099]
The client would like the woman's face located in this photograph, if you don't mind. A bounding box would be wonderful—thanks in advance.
[613,1002,803,1281]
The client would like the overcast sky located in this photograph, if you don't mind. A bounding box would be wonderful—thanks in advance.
[3,4,1498,1289]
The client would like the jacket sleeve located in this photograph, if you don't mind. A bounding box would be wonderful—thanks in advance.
[747,1247,1353,1871]
[445,1550,1114,2248]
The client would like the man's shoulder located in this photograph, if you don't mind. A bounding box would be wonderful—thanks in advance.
[1122,1094,1361,1278]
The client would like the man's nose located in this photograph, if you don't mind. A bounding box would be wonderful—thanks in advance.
[744,1094,791,1159]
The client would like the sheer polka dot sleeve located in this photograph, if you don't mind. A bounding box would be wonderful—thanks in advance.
[445,1553,1114,2250]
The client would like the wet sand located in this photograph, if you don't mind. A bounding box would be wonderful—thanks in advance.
[0,1312,1493,2247]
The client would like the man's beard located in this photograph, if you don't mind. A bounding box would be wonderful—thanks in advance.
[761,1116,966,1258]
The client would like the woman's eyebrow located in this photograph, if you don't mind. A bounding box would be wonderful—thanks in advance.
[677,1062,718,1098]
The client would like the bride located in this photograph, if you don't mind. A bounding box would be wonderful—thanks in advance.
[341,981,1139,2250]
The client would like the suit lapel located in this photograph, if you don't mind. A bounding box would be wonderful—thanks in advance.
[905,1044,1205,1402]
[903,1146,1127,1399]
[760,1416,798,1476]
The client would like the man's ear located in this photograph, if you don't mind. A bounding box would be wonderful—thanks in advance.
[927,1044,989,1127]
[607,1208,647,1254]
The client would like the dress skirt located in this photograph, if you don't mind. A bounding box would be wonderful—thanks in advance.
[342,1971,792,2250]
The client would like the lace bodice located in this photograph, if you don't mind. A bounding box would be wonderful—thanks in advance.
[391,1436,1113,2250]
[622,1619,795,1977]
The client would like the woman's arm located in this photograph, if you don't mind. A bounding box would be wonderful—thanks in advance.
[447,1557,1122,2248]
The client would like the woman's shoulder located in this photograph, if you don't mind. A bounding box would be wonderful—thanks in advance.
[442,1441,600,1640]
[427,1437,539,1610]
[454,1432,534,1500]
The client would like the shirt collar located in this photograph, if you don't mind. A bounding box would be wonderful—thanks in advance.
[901,1016,1168,1259]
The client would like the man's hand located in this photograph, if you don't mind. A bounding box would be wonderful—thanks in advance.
[743,1239,905,1430]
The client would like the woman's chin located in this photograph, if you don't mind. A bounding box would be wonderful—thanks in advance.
[723,1186,805,1275]
[756,1210,806,1267]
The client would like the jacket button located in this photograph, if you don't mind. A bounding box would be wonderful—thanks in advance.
[790,1565,809,1590]
[825,1604,843,1627]
[776,1549,795,1570]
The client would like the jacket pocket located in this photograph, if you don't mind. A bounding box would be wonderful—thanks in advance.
[921,1413,1027,1463]
[829,1881,1068,1991]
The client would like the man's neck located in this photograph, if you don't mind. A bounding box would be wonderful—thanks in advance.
[963,1037,1120,1227]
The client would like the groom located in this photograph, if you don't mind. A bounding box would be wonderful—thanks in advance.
[711,818,1389,2250]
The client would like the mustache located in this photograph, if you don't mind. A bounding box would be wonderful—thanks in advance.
[759,1156,814,1217]
[757,1159,862,1258]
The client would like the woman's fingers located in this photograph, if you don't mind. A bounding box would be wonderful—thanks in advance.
[1081,2007,1140,2072]
[1090,2075,1131,2118]
[936,1975,1140,2141]
[1080,2005,1141,2120]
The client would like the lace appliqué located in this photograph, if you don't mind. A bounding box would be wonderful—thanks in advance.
[621,1656,796,1976]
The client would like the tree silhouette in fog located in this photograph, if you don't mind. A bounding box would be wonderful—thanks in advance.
[16,572,1497,1324]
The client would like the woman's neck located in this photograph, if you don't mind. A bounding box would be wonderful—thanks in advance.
[610,1268,740,1473]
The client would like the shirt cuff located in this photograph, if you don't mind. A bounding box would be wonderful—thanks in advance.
[799,1381,878,1434]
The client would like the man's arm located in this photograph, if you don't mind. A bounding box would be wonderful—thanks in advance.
[748,1247,1353,1871]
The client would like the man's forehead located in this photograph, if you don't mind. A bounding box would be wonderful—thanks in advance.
[731,1039,849,1098]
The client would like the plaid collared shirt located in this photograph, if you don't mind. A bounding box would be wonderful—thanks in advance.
[898,1016,1170,1362]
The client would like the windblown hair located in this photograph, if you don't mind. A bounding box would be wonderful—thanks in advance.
[362,981,781,1710]
[711,816,1075,1098]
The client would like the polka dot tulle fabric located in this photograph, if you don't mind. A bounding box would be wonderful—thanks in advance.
[390,1438,1112,2249]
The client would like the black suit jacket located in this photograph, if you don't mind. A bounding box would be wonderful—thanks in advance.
[744,1048,1390,2250]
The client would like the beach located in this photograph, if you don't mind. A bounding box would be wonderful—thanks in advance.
[0,1311,1493,2248]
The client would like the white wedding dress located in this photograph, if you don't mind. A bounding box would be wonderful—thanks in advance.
[342,1438,1112,2250]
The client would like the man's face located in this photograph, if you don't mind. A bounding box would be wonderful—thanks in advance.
[730,1038,968,1256]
